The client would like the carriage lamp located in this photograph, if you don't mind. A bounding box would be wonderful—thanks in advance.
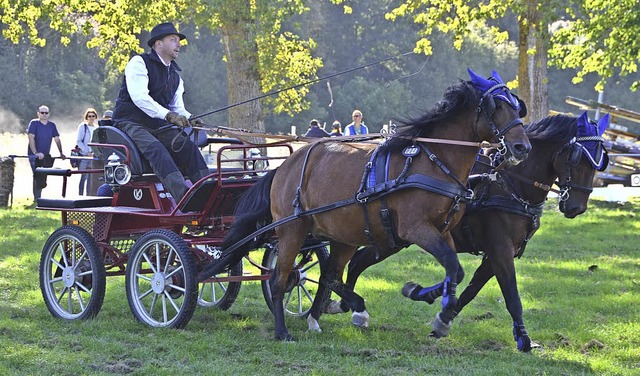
[104,152,131,186]
[247,148,269,176]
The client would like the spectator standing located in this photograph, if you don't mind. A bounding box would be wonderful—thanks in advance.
[76,108,99,195]
[26,105,65,202]
[99,109,114,127]
[303,119,330,138]
[329,121,343,137]
[112,22,209,202]
[344,110,369,136]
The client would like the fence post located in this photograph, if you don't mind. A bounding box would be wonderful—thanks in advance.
[0,156,16,207]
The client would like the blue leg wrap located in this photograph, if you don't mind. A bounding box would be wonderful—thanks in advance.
[441,276,453,309]
[513,322,531,352]
[402,281,443,304]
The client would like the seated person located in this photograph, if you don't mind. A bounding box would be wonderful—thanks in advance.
[112,22,209,202]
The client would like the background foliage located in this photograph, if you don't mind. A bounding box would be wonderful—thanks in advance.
[1,0,639,135]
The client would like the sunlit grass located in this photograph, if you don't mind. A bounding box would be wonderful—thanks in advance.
[0,200,639,375]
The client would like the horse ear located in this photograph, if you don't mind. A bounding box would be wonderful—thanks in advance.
[597,113,610,136]
[517,97,527,118]
[491,69,505,84]
[468,68,491,90]
[577,111,590,134]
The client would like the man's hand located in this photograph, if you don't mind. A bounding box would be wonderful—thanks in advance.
[166,111,189,127]
[189,116,204,127]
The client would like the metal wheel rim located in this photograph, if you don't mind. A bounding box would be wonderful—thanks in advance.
[41,234,96,319]
[128,238,189,327]
[198,279,230,307]
[267,250,323,317]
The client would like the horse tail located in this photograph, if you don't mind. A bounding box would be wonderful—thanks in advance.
[197,169,277,281]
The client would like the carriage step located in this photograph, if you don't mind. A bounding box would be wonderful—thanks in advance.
[37,196,113,209]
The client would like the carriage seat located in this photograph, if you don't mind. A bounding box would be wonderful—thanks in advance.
[92,126,211,177]
[92,126,153,176]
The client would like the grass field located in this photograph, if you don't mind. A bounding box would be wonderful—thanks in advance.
[0,198,638,375]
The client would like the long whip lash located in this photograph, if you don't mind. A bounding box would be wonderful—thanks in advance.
[192,51,415,119]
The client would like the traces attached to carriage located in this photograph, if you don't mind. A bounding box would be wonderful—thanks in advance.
[35,68,533,349]
[36,127,328,329]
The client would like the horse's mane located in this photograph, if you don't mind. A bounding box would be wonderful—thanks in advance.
[525,114,577,144]
[380,80,481,153]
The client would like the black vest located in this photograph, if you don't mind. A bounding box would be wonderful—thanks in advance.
[113,50,182,130]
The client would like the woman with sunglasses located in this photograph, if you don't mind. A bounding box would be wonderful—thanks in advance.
[343,109,369,136]
[76,108,99,195]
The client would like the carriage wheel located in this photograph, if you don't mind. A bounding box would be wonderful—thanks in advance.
[39,225,106,320]
[125,229,197,328]
[261,242,330,317]
[197,261,242,310]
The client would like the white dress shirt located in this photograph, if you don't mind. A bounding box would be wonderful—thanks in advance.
[124,54,191,120]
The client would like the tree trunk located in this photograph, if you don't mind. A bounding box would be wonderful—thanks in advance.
[518,1,549,122]
[221,22,265,134]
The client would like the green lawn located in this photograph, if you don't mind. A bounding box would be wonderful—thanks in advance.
[1,198,638,375]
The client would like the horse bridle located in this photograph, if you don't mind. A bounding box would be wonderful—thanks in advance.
[475,83,525,158]
[554,135,606,201]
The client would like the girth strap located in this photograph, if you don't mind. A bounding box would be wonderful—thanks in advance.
[357,173,474,203]
[468,195,544,218]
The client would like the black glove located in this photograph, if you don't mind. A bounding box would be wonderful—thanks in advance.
[166,111,189,127]
[189,116,204,127]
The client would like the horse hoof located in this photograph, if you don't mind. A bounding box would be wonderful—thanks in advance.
[517,336,532,352]
[352,310,370,328]
[401,282,419,298]
[324,299,347,314]
[401,281,439,304]
[307,315,322,333]
[431,312,452,337]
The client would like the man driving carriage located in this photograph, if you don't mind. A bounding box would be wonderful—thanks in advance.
[112,22,209,202]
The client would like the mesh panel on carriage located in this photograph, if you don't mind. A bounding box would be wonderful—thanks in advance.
[92,126,153,176]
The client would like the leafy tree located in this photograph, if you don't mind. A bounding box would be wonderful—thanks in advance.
[0,0,326,132]
[549,0,640,92]
[384,0,580,121]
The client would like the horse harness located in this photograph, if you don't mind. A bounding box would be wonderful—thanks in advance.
[461,132,604,258]
[290,83,524,253]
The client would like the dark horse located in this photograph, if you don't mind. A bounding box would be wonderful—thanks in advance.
[332,111,610,351]
[198,69,531,340]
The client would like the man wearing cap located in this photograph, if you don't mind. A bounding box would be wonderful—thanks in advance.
[112,22,209,202]
[303,119,330,138]
[99,110,113,127]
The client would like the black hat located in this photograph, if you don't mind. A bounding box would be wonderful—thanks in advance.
[309,119,319,127]
[147,22,186,47]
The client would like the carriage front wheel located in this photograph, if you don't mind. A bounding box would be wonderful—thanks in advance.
[198,260,242,310]
[261,242,330,317]
[125,229,197,328]
[39,225,106,320]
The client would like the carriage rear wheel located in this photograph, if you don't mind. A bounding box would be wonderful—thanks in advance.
[125,229,197,328]
[261,242,330,317]
[39,225,106,320]
[198,261,242,310]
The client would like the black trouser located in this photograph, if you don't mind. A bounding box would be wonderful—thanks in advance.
[116,121,209,201]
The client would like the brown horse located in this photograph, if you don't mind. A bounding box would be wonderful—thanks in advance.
[198,69,531,340]
[337,112,610,351]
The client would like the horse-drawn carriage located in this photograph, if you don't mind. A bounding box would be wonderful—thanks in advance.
[35,68,609,352]
[36,125,329,328]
